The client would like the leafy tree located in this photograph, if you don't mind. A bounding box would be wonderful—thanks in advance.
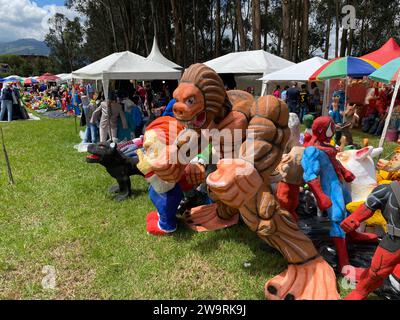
[50,0,400,67]
[45,13,85,73]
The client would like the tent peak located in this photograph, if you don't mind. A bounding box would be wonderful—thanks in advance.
[382,38,400,50]
[146,37,182,69]
[361,38,400,66]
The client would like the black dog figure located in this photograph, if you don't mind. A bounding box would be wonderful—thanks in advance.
[86,142,144,201]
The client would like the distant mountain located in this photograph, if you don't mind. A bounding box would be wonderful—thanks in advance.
[0,39,50,56]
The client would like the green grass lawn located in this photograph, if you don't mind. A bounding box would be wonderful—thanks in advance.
[0,116,397,300]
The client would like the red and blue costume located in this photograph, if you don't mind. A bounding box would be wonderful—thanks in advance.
[136,116,200,236]
[302,117,376,274]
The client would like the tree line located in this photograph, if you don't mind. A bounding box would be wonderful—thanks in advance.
[46,0,400,73]
[0,55,54,78]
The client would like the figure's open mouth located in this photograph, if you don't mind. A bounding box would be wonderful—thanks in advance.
[86,154,100,163]
[177,111,207,129]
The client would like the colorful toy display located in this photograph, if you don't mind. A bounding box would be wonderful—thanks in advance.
[141,64,339,300]
[22,92,60,111]
[76,59,400,300]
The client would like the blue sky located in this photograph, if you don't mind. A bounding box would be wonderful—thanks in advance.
[36,0,65,6]
[0,0,79,42]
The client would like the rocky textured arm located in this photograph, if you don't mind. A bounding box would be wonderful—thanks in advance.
[237,96,319,264]
[239,96,291,182]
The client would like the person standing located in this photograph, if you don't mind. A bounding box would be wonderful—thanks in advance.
[329,94,344,144]
[72,87,82,116]
[51,85,58,100]
[137,85,146,103]
[332,80,346,112]
[273,85,281,99]
[311,82,321,116]
[281,86,289,103]
[86,82,95,99]
[12,83,28,120]
[131,96,144,138]
[82,95,98,144]
[91,92,128,143]
[145,84,154,115]
[287,82,300,115]
[299,84,310,123]
[0,83,14,121]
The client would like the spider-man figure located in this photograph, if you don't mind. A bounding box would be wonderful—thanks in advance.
[342,182,400,300]
[302,117,377,275]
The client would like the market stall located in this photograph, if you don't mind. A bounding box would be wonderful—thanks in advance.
[204,50,294,96]
[259,57,328,103]
[369,57,400,147]
[72,51,182,99]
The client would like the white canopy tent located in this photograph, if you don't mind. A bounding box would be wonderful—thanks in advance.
[204,50,294,96]
[146,37,182,70]
[259,57,329,108]
[259,57,328,82]
[56,73,73,84]
[72,51,182,99]
[205,50,294,74]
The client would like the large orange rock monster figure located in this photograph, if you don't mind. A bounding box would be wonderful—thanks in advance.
[149,64,340,300]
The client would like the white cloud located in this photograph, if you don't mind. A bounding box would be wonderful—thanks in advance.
[0,0,81,42]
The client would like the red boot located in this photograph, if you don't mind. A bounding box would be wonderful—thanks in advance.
[347,230,378,244]
[146,212,176,236]
[147,218,168,236]
[146,211,159,223]
[332,237,350,275]
[345,246,400,300]
[345,267,383,300]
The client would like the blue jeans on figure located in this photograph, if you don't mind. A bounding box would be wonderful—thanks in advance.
[74,105,81,116]
[0,100,13,122]
[84,124,98,143]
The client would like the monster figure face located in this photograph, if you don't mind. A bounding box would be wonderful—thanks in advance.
[173,83,207,130]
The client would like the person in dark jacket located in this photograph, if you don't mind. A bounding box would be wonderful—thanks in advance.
[299,84,310,123]
[0,83,14,121]
[81,95,98,143]
[287,82,300,115]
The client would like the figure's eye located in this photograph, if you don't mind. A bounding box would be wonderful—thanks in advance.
[147,147,154,157]
[186,97,195,106]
